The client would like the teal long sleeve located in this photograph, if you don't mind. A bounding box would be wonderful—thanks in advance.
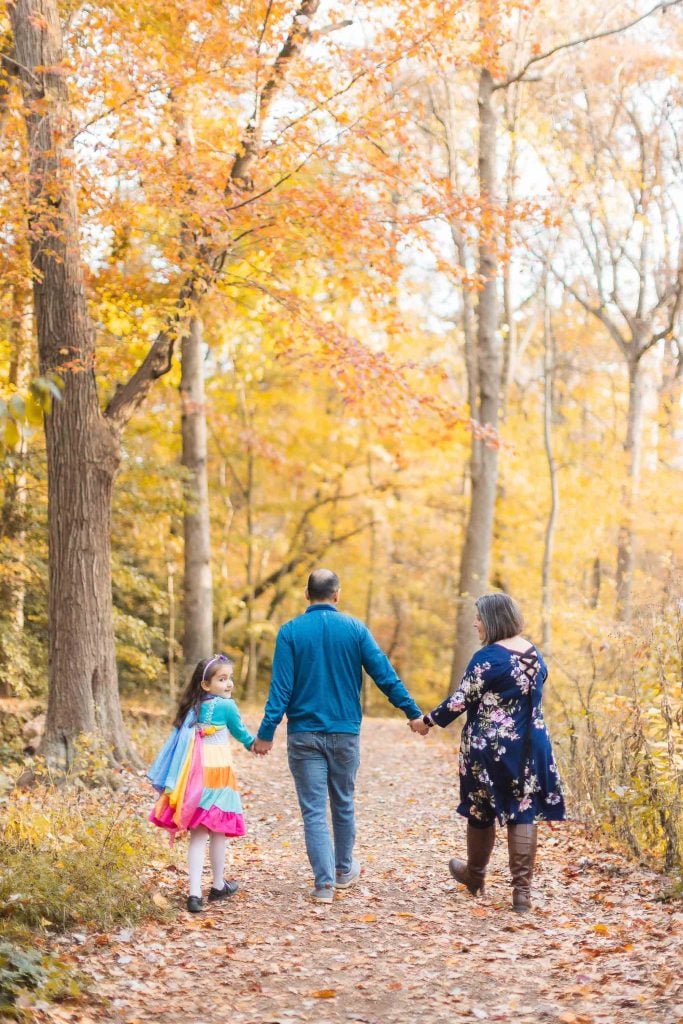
[257,605,421,741]
[198,697,254,750]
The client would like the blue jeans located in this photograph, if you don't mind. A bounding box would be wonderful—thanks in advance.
[287,731,361,889]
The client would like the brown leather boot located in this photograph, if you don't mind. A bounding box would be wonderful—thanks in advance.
[507,823,537,912]
[448,823,496,896]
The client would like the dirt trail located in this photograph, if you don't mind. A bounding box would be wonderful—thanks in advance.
[51,718,682,1024]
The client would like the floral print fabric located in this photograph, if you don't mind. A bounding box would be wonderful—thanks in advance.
[429,644,566,826]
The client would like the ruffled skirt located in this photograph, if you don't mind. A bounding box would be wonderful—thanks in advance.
[149,728,246,836]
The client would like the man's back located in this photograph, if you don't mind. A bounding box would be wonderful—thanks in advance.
[257,603,420,740]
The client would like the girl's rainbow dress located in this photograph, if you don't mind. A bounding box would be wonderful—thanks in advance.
[148,695,254,836]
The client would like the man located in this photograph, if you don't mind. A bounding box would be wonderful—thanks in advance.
[253,568,426,902]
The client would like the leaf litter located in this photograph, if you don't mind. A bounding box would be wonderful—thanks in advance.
[38,718,681,1024]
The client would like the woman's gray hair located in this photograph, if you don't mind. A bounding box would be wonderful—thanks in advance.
[475,593,524,644]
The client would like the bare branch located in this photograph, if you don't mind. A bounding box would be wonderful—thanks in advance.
[224,142,326,213]
[550,267,630,355]
[650,268,683,348]
[1,45,40,86]
[223,521,374,628]
[104,282,196,428]
[256,0,275,55]
[229,0,322,193]
[494,0,682,91]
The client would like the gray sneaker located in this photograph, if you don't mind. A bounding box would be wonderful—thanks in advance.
[335,859,361,889]
[311,885,334,903]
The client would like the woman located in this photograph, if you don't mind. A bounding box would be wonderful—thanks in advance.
[421,593,565,912]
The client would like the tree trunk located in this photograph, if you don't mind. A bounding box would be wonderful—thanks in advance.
[213,459,235,654]
[239,397,259,703]
[589,557,601,609]
[449,64,501,691]
[615,353,646,622]
[362,451,377,715]
[167,562,177,703]
[441,77,477,420]
[500,82,521,421]
[181,316,214,675]
[11,0,135,768]
[43,397,128,767]
[541,280,558,650]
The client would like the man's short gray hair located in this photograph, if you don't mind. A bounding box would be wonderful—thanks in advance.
[475,593,524,644]
[307,569,340,602]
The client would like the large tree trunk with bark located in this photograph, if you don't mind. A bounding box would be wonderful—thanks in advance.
[181,316,214,674]
[449,65,501,691]
[43,398,129,766]
[11,0,135,768]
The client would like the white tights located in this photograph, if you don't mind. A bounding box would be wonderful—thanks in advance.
[188,827,228,897]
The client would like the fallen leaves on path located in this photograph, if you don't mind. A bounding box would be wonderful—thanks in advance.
[40,719,682,1024]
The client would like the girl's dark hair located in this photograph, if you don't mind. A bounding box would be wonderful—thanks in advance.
[173,654,234,728]
[475,593,524,645]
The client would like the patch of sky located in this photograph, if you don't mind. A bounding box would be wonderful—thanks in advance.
[397,227,462,336]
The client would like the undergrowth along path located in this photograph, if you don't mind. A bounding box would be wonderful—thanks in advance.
[51,718,682,1024]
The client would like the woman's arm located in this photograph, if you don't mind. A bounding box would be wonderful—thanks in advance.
[426,652,494,728]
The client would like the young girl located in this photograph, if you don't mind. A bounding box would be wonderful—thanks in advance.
[148,654,256,913]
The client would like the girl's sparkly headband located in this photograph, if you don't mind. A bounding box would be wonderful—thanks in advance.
[201,654,229,681]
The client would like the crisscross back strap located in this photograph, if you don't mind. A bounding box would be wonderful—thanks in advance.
[514,645,539,801]
[517,645,539,684]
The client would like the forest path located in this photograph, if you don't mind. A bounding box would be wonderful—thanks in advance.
[54,719,681,1024]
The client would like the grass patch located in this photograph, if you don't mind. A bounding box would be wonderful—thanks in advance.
[0,782,173,932]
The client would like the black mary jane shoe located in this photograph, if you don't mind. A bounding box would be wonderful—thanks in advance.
[186,895,203,913]
[208,880,240,902]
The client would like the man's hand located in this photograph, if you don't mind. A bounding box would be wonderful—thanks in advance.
[409,717,430,736]
[252,738,273,756]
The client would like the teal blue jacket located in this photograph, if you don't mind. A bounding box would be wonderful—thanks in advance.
[257,604,422,740]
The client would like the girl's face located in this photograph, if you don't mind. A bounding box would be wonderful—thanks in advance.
[202,664,234,698]
[474,612,487,643]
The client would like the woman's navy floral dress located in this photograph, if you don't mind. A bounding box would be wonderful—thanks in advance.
[429,643,566,826]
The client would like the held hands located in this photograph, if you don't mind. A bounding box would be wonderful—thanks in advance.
[409,716,431,737]
[252,738,273,756]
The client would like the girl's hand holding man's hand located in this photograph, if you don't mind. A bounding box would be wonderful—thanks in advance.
[252,739,272,755]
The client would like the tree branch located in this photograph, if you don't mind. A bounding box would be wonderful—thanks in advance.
[650,268,683,349]
[104,278,198,427]
[1,44,40,87]
[228,0,321,193]
[493,0,682,91]
[222,521,374,628]
[550,268,630,355]
[104,0,322,429]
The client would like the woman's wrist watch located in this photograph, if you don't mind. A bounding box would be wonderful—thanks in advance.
[422,714,434,728]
